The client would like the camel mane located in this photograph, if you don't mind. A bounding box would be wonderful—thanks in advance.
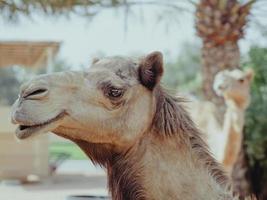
[152,87,230,187]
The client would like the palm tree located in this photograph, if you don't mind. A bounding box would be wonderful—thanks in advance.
[195,0,257,198]
[195,0,254,113]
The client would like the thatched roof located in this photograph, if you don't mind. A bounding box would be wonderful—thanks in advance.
[0,41,60,68]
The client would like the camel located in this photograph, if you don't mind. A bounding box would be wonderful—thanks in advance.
[12,52,252,200]
[186,68,253,173]
[213,69,253,172]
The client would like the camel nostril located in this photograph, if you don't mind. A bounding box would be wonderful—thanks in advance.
[23,88,48,99]
[29,89,47,96]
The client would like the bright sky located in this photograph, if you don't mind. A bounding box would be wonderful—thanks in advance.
[0,4,265,68]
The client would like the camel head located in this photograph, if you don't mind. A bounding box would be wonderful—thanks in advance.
[213,68,254,109]
[11,52,163,149]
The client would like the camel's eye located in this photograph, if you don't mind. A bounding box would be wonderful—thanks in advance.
[107,87,123,98]
[238,78,245,83]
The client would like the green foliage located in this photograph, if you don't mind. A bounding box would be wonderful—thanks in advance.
[0,0,121,21]
[50,142,87,160]
[243,46,267,189]
[0,0,190,26]
[162,42,202,95]
[244,46,267,165]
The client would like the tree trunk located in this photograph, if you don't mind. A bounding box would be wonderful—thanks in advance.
[232,143,267,200]
[201,41,240,117]
[195,0,255,197]
[231,143,251,199]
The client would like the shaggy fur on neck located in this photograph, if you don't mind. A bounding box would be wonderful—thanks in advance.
[73,140,146,200]
[73,86,232,200]
[152,87,230,188]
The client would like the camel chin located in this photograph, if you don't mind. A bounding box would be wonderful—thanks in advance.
[15,112,65,140]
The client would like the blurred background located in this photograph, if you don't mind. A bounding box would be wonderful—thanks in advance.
[0,0,266,200]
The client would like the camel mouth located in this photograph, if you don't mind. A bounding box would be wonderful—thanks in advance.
[15,112,66,140]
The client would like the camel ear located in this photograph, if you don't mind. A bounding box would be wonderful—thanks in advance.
[245,68,254,82]
[138,51,164,90]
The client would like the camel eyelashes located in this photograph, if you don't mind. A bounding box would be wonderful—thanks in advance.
[108,88,123,98]
[100,81,124,99]
[106,87,124,99]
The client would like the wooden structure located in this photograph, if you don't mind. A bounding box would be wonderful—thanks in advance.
[0,107,49,180]
[0,41,60,70]
[0,41,60,180]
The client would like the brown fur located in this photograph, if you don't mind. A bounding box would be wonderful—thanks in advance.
[223,129,242,170]
[152,87,230,188]
[73,137,146,200]
[69,86,231,200]
[138,52,163,90]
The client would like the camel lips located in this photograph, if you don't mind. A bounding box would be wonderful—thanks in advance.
[19,125,32,131]
[15,112,66,139]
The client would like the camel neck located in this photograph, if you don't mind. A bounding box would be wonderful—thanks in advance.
[107,133,232,200]
[73,125,232,199]
[224,101,246,134]
[225,98,249,111]
[107,139,147,200]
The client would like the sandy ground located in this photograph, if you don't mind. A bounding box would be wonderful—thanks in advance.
[0,160,109,200]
